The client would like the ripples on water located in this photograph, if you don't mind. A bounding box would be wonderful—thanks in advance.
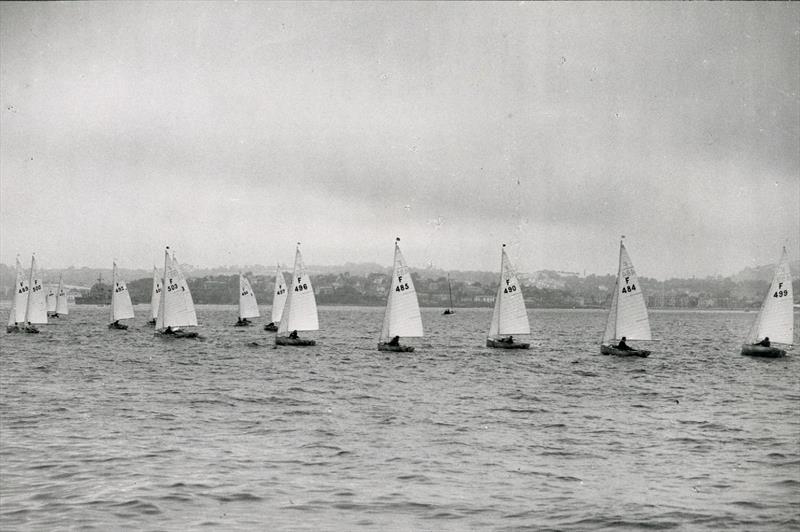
[1,305,798,530]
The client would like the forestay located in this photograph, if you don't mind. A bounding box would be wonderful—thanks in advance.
[25,255,48,325]
[746,247,794,345]
[150,267,162,320]
[110,262,135,322]
[488,245,530,337]
[380,239,423,341]
[602,241,651,343]
[239,274,260,319]
[277,245,319,334]
[56,274,69,315]
[271,268,288,323]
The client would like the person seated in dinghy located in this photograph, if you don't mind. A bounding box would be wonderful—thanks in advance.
[236,317,250,326]
[388,335,400,346]
[755,337,770,347]
[164,326,174,335]
[616,336,633,350]
[499,335,514,344]
[289,330,298,339]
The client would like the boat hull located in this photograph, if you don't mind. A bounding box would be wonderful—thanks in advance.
[157,329,200,339]
[234,321,253,327]
[486,338,530,349]
[108,322,128,330]
[264,323,278,331]
[740,344,786,358]
[601,344,650,358]
[377,342,415,352]
[275,336,316,346]
[442,309,454,315]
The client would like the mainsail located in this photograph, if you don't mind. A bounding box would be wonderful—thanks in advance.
[110,261,135,322]
[239,274,260,319]
[46,287,57,313]
[56,274,69,315]
[602,240,651,343]
[7,257,28,326]
[746,247,794,345]
[149,266,162,320]
[277,244,319,334]
[157,249,198,329]
[271,267,288,324]
[380,238,423,341]
[488,245,530,337]
[24,255,48,325]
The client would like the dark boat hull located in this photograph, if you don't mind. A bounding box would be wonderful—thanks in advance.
[108,322,128,330]
[377,342,414,352]
[601,344,650,358]
[442,309,454,315]
[264,323,278,331]
[157,329,200,339]
[275,336,316,346]
[486,339,530,349]
[234,321,253,327]
[741,344,786,358]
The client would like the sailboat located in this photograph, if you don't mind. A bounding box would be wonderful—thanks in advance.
[235,274,259,326]
[156,247,200,338]
[264,266,287,331]
[46,286,57,317]
[148,266,161,325]
[378,238,423,352]
[109,261,135,329]
[442,274,455,315]
[15,255,48,333]
[54,274,68,317]
[276,243,318,346]
[6,257,29,333]
[600,238,652,357]
[741,247,794,357]
[486,244,530,349]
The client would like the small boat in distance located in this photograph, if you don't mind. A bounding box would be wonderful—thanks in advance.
[54,274,68,318]
[265,266,287,331]
[156,248,200,338]
[46,285,57,317]
[276,243,318,346]
[601,238,651,357]
[6,257,29,333]
[235,273,259,326]
[442,274,455,315]
[741,246,793,358]
[148,266,161,326]
[109,261,134,330]
[378,238,423,352]
[486,244,530,349]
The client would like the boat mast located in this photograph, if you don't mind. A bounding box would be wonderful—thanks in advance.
[447,274,454,309]
[614,236,624,341]
[498,244,505,334]
[24,254,35,325]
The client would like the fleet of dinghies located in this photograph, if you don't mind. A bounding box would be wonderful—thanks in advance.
[4,242,796,357]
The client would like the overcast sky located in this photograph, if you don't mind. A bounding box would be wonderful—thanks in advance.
[1,2,798,279]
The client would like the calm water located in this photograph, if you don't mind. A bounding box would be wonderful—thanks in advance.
[1,305,798,531]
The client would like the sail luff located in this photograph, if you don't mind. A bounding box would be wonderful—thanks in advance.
[748,247,794,345]
[156,250,168,329]
[110,262,117,322]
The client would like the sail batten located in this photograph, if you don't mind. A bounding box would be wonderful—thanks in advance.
[602,241,651,343]
[277,246,319,334]
[747,247,794,345]
[238,274,260,319]
[380,240,423,341]
[488,246,530,337]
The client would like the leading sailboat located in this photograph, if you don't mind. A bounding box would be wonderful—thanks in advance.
[276,243,318,346]
[156,247,200,338]
[486,244,530,349]
[235,273,259,326]
[109,261,135,329]
[741,247,794,358]
[264,266,287,331]
[601,238,652,357]
[378,238,423,352]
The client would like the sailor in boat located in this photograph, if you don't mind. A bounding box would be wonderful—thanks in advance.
[164,326,174,335]
[388,335,400,346]
[289,330,298,339]
[500,335,514,344]
[616,336,633,351]
[755,337,770,347]
[236,317,251,326]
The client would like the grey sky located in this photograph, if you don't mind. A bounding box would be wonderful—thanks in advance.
[1,2,798,279]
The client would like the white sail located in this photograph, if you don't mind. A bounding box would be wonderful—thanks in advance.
[8,257,28,326]
[747,247,794,345]
[380,239,423,341]
[239,274,260,319]
[271,267,288,323]
[487,245,530,337]
[56,274,68,315]
[24,255,48,325]
[158,250,198,329]
[46,287,57,313]
[150,266,161,320]
[110,262,135,322]
[602,240,651,343]
[277,244,319,334]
